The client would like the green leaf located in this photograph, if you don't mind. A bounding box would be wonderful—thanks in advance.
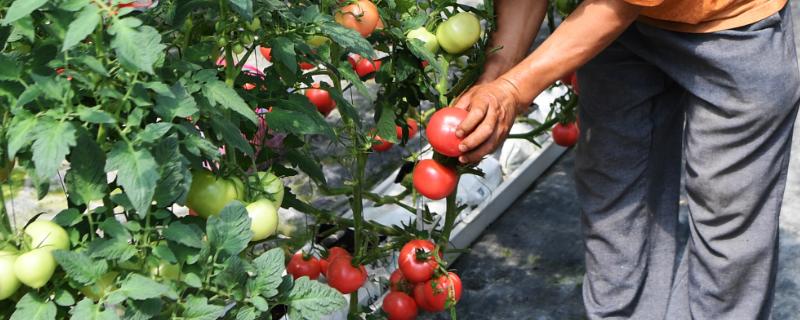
[338,65,373,101]
[182,296,225,320]
[269,37,297,75]
[252,296,269,311]
[152,135,191,206]
[105,142,160,217]
[2,0,48,25]
[108,20,165,74]
[227,0,253,20]
[76,55,108,75]
[32,120,77,179]
[7,112,38,159]
[320,22,373,58]
[249,247,284,298]
[206,202,251,256]
[210,116,254,157]
[136,123,173,143]
[0,54,21,80]
[14,85,42,109]
[52,208,83,227]
[407,39,443,75]
[214,255,246,289]
[287,277,348,320]
[10,292,57,320]
[153,244,177,264]
[286,148,326,184]
[62,4,100,51]
[163,221,204,249]
[54,289,76,307]
[325,86,360,128]
[124,299,162,320]
[70,298,120,320]
[119,274,177,300]
[65,130,107,205]
[235,307,258,320]
[88,238,137,262]
[99,218,131,239]
[376,103,398,143]
[32,74,70,101]
[203,80,258,125]
[52,250,108,286]
[78,106,117,124]
[154,83,197,120]
[182,272,203,288]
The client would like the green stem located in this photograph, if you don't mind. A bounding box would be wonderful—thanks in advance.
[438,189,458,253]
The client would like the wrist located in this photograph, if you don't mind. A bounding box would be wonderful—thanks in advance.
[496,77,525,114]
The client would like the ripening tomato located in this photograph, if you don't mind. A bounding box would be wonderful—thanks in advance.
[436,12,481,54]
[389,269,412,293]
[0,251,20,300]
[335,0,380,37]
[412,159,458,200]
[423,272,463,312]
[246,199,279,241]
[414,282,436,312]
[287,253,321,280]
[355,58,381,78]
[14,248,57,289]
[305,83,336,116]
[382,292,418,320]
[427,107,468,157]
[372,135,393,152]
[25,220,69,251]
[407,27,439,53]
[186,171,244,218]
[260,47,272,61]
[396,119,419,141]
[80,271,118,301]
[320,247,351,276]
[326,256,367,294]
[551,122,579,147]
[398,239,439,283]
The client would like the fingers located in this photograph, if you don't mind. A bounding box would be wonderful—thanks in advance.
[456,91,494,138]
[459,131,500,163]
[451,87,475,110]
[458,98,497,153]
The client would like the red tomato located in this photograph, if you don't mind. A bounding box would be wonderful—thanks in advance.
[286,253,321,280]
[305,83,336,117]
[414,282,436,312]
[389,269,412,293]
[426,107,468,157]
[260,47,272,61]
[335,0,380,37]
[421,60,429,68]
[551,122,579,147]
[299,61,316,70]
[356,58,381,78]
[372,135,393,152]
[423,272,463,312]
[572,73,579,95]
[412,159,458,200]
[382,292,418,320]
[321,247,351,276]
[326,256,368,294]
[395,119,419,140]
[398,239,439,283]
[348,54,361,69]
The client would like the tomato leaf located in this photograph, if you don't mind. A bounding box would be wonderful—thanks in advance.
[87,238,137,262]
[376,102,398,143]
[248,247,284,299]
[52,250,108,286]
[119,274,178,300]
[268,36,298,75]
[0,54,20,80]
[264,96,334,138]
[227,0,254,20]
[108,19,165,74]
[164,221,205,249]
[2,0,48,25]
[206,202,251,256]
[62,4,100,52]
[53,289,75,307]
[285,148,326,185]
[136,123,173,143]
[182,296,226,320]
[77,106,117,124]
[69,298,115,320]
[123,299,162,320]
[65,130,107,205]
[152,135,192,206]
[202,80,258,125]
[287,277,348,320]
[6,111,37,159]
[210,116,255,157]
[319,22,373,58]
[104,142,160,218]
[214,255,246,289]
[325,86,361,129]
[154,83,198,121]
[407,39,443,75]
[32,120,77,180]
[10,293,56,320]
[235,307,258,320]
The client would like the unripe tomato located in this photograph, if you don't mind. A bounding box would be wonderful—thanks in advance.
[320,247,351,276]
[256,171,285,206]
[355,58,381,78]
[398,239,439,283]
[14,248,57,289]
[335,0,380,37]
[372,135,393,152]
[423,272,463,312]
[80,272,118,301]
[25,220,69,251]
[436,12,481,54]
[0,251,20,300]
[382,292,418,320]
[232,43,245,54]
[326,256,367,294]
[389,269,412,293]
[305,83,336,117]
[186,171,244,219]
[151,262,181,281]
[551,122,579,147]
[412,159,458,200]
[396,119,419,140]
[407,27,439,53]
[306,35,331,48]
[287,253,321,280]
[413,282,436,312]
[426,107,468,157]
[246,199,279,241]
[260,47,272,61]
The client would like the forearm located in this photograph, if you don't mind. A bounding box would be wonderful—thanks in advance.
[480,0,548,82]
[500,0,642,104]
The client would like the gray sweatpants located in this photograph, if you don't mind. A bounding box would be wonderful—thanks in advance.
[575,5,800,320]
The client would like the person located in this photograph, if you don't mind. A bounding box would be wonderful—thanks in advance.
[454,0,799,318]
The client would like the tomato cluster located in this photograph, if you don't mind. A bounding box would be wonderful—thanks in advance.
[286,247,368,295]
[382,240,463,319]
[0,220,71,300]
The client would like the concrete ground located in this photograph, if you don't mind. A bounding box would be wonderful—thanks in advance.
[424,3,800,319]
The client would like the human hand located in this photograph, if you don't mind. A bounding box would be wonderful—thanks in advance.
[453,78,524,163]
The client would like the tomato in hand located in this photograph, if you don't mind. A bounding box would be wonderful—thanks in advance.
[382,291,418,320]
[398,239,439,283]
[287,253,321,280]
[427,107,468,157]
[436,12,481,54]
[246,199,279,241]
[551,122,579,147]
[423,272,463,312]
[0,251,20,300]
[186,171,244,218]
[320,247,351,276]
[14,248,57,289]
[389,269,413,293]
[335,0,380,37]
[372,134,393,152]
[355,58,381,78]
[305,83,336,117]
[412,159,458,200]
[25,220,69,251]
[396,119,419,141]
[326,256,367,294]
[413,282,436,312]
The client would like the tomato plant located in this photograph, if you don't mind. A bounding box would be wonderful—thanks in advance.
[413,159,458,200]
[382,291,419,320]
[423,272,463,312]
[427,107,469,157]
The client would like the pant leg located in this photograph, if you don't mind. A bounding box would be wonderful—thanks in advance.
[627,5,800,319]
[576,30,685,319]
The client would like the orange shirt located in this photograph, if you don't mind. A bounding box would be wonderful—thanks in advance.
[625,0,787,33]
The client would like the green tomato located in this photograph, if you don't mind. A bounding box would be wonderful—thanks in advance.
[248,17,261,31]
[257,171,284,206]
[80,272,118,301]
[14,248,56,289]
[246,199,279,241]
[186,171,244,219]
[151,263,181,281]
[25,220,70,251]
[407,27,439,53]
[0,251,21,300]
[306,35,331,48]
[233,43,245,54]
[436,12,481,54]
